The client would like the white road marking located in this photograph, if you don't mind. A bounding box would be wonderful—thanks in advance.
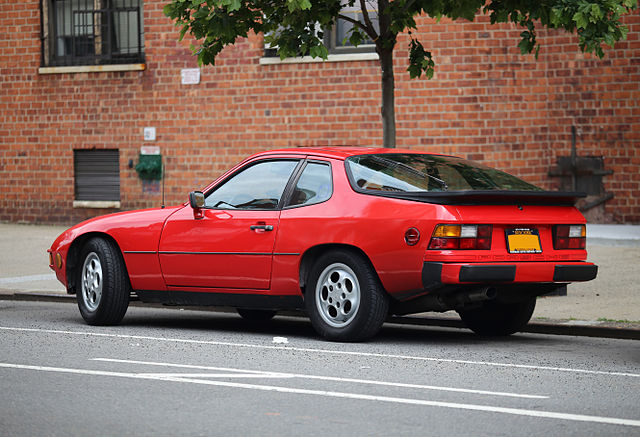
[138,373,292,379]
[1,326,639,378]
[1,362,638,428]
[0,274,56,284]
[93,357,548,399]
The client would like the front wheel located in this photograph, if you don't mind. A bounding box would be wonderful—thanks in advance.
[77,237,130,325]
[457,297,536,336]
[305,250,389,342]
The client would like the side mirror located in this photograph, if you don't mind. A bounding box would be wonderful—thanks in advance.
[188,191,205,219]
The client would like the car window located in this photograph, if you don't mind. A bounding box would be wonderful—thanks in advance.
[205,160,298,209]
[346,154,542,192]
[288,162,333,207]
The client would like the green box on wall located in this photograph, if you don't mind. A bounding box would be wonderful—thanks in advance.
[135,153,162,181]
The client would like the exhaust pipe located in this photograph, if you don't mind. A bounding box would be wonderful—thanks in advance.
[391,287,498,315]
[465,286,497,303]
[448,287,497,307]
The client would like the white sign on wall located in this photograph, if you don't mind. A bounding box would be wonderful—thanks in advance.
[181,68,201,85]
[140,146,160,155]
[143,127,156,141]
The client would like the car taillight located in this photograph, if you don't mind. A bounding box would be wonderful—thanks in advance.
[428,224,492,250]
[553,224,586,249]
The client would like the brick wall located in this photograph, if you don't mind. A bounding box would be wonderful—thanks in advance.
[1,1,638,224]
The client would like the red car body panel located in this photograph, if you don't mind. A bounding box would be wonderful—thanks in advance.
[49,207,180,291]
[159,206,280,290]
[49,147,596,312]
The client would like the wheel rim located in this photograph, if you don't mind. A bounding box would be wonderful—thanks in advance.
[315,263,360,328]
[81,252,103,312]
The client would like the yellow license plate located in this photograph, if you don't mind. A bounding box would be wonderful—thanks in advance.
[506,228,542,254]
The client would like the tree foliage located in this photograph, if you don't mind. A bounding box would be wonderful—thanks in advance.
[164,0,637,147]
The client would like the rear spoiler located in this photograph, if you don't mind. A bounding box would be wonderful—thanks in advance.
[364,190,586,206]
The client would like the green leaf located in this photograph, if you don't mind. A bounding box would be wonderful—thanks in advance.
[573,11,588,29]
[309,44,328,59]
[590,4,602,22]
[407,38,435,80]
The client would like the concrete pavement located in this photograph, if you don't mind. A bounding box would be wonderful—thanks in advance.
[1,222,638,338]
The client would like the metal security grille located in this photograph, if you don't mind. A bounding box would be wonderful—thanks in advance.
[44,0,144,66]
[74,149,120,201]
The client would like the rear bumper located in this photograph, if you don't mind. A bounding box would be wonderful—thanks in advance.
[422,261,598,290]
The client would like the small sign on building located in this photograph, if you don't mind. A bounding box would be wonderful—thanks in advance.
[181,68,201,85]
[140,145,160,155]
[143,127,156,141]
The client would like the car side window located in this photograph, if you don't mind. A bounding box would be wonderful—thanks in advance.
[205,160,298,210]
[287,162,333,207]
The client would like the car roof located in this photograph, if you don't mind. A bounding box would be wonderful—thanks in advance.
[251,146,444,161]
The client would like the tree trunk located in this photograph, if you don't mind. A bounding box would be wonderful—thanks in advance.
[379,47,396,148]
[376,0,395,148]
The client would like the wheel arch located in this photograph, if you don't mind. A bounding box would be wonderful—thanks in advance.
[298,244,385,296]
[66,232,127,295]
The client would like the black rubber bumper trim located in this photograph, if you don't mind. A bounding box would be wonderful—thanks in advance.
[422,262,443,291]
[459,265,516,282]
[553,264,598,282]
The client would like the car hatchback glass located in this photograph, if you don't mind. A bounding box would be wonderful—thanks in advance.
[347,154,542,192]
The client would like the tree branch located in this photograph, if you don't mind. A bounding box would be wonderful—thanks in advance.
[403,0,416,14]
[360,0,379,41]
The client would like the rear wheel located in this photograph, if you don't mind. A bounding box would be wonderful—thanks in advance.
[237,308,277,322]
[77,237,130,325]
[305,250,388,342]
[457,297,536,336]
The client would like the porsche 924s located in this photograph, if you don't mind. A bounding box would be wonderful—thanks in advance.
[49,147,597,341]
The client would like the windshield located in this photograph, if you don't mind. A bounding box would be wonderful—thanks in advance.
[345,154,542,192]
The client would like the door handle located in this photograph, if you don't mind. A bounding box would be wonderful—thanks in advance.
[250,224,274,231]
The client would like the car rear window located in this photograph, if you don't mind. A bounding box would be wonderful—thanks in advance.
[345,154,542,192]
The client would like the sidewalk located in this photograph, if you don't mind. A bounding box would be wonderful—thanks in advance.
[1,222,638,337]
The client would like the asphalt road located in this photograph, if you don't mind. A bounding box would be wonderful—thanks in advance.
[1,300,639,437]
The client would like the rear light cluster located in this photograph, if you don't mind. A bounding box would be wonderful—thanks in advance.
[553,224,586,249]
[428,224,492,250]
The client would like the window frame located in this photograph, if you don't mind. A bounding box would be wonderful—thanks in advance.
[203,158,305,212]
[40,0,145,68]
[324,5,378,55]
[261,7,377,60]
[283,159,334,209]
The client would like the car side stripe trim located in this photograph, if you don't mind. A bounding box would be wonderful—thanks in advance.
[158,251,272,256]
[125,251,300,256]
[154,251,300,256]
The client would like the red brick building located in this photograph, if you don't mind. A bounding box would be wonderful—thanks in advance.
[1,1,639,224]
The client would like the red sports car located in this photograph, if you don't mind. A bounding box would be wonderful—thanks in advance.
[49,147,597,341]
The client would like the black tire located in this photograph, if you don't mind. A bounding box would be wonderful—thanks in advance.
[457,297,536,336]
[76,237,130,325]
[305,250,389,342]
[237,308,277,322]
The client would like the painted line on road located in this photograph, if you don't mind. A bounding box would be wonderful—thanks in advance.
[0,274,56,284]
[1,325,639,378]
[137,373,291,378]
[93,357,548,399]
[0,362,638,428]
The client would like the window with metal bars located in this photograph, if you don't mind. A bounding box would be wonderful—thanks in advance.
[41,0,144,67]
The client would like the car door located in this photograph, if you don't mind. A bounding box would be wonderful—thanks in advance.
[158,158,302,290]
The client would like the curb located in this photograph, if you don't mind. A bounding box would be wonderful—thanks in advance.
[2,292,639,341]
[387,316,640,341]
